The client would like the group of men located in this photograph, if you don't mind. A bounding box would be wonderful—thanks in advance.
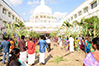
[0,35,51,66]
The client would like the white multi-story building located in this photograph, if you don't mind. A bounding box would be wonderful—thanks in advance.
[25,0,60,34]
[0,0,24,28]
[0,0,24,41]
[60,0,99,25]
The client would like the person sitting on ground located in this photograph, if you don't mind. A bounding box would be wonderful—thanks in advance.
[7,48,21,66]
[83,37,99,66]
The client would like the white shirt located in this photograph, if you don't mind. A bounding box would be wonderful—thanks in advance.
[46,39,51,43]
[69,37,74,43]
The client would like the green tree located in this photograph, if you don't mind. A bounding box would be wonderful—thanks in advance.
[77,16,99,37]
[62,21,73,27]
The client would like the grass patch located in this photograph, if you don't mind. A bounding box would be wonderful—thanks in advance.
[50,56,67,64]
[35,50,39,53]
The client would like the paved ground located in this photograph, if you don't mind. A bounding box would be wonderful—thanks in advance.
[0,42,85,66]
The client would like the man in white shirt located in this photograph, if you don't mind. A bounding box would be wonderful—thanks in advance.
[69,35,74,52]
[46,37,51,52]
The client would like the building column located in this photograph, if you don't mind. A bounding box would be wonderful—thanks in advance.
[81,9,84,15]
[34,16,36,23]
[0,19,2,40]
[6,10,8,17]
[0,5,3,14]
[88,4,91,11]
[97,0,99,5]
[39,15,40,22]
[0,19,2,28]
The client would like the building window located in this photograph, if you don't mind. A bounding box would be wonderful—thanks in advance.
[44,20,46,22]
[66,20,67,22]
[71,17,73,20]
[91,1,97,9]
[84,7,88,13]
[68,19,70,21]
[8,12,11,17]
[12,15,15,20]
[2,8,6,14]
[78,11,82,16]
[15,18,17,21]
[40,16,42,18]
[49,21,51,23]
[74,14,77,18]
[35,16,38,19]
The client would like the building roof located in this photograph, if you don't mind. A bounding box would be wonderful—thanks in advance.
[2,0,24,21]
[33,0,52,15]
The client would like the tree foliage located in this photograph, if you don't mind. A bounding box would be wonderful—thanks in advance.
[62,21,73,27]
[73,16,99,37]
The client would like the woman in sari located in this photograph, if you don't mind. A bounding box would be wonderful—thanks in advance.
[64,37,69,51]
[75,38,79,51]
[83,37,99,66]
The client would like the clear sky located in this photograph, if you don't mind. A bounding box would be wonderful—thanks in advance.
[4,0,85,22]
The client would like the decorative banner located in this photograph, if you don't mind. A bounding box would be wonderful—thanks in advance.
[34,26,39,29]
[40,26,46,29]
[47,27,52,29]
[53,27,58,29]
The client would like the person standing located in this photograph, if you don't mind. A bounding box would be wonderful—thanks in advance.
[46,37,51,52]
[10,38,16,51]
[18,35,27,62]
[85,35,89,41]
[78,36,82,49]
[27,37,35,66]
[64,37,69,51]
[58,36,62,46]
[38,35,48,65]
[81,37,85,51]
[0,36,11,64]
[69,35,74,52]
[84,38,89,55]
[74,38,79,51]
[83,38,99,66]
[7,48,21,66]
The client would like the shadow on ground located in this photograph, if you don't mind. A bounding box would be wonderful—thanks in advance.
[34,54,53,65]
[45,54,53,64]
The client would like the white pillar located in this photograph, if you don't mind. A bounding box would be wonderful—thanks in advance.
[0,19,2,27]
[81,9,84,15]
[34,16,36,23]
[97,0,99,5]
[0,5,3,14]
[0,19,2,40]
[97,0,99,10]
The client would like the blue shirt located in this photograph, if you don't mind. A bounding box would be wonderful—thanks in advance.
[84,40,89,49]
[0,40,11,52]
[38,40,48,53]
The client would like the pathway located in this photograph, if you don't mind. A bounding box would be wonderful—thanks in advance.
[0,42,85,66]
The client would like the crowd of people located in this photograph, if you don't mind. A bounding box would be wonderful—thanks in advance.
[52,35,93,54]
[0,35,51,66]
[52,35,99,66]
[0,34,99,66]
